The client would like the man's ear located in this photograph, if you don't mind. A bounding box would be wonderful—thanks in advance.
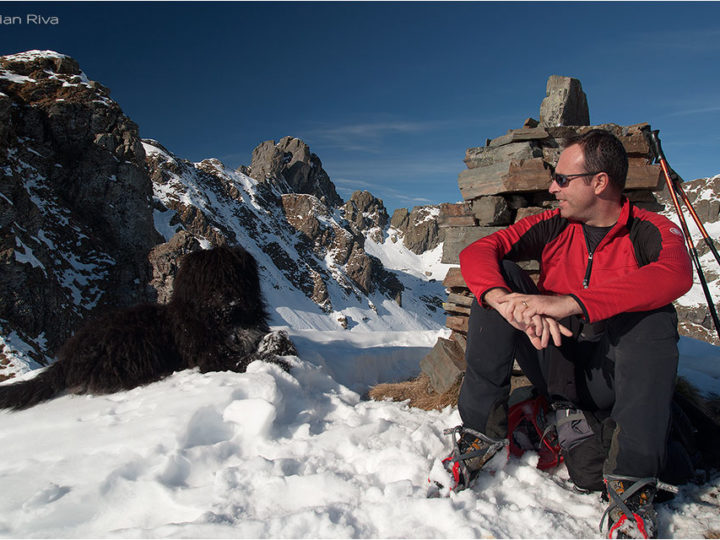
[593,172,612,195]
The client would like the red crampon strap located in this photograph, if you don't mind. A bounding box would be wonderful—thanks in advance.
[439,456,463,491]
[607,512,649,539]
[507,394,562,470]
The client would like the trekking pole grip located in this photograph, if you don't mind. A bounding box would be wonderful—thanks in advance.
[643,129,665,163]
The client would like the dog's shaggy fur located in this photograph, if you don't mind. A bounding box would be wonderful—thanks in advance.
[0,245,295,410]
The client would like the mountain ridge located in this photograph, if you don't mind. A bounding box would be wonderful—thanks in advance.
[0,50,450,380]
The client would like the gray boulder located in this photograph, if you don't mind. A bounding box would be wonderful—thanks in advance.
[539,75,590,127]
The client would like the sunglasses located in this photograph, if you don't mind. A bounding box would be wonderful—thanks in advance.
[551,171,602,188]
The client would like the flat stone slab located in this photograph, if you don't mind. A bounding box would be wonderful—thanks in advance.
[626,162,662,190]
[420,337,466,394]
[443,267,466,288]
[487,127,551,148]
[465,140,543,169]
[458,157,552,199]
[442,226,504,264]
[446,315,469,334]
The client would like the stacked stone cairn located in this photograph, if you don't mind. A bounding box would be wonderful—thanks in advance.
[420,75,667,394]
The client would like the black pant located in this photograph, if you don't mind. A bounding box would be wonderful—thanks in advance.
[458,261,679,478]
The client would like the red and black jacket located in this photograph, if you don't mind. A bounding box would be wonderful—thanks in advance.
[459,198,693,323]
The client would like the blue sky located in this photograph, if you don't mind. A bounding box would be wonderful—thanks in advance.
[1,2,719,212]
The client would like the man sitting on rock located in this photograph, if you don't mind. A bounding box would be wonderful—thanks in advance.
[446,129,692,538]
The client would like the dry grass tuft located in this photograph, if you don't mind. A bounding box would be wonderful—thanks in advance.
[368,373,461,411]
[368,374,532,411]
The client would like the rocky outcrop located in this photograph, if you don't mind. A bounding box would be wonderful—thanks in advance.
[390,205,443,254]
[657,174,720,345]
[145,137,406,315]
[148,230,202,304]
[342,191,388,243]
[0,50,448,380]
[250,136,342,207]
[280,192,403,303]
[0,50,162,369]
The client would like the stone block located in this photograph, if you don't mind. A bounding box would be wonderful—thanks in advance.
[542,146,563,169]
[539,75,589,127]
[446,315,469,334]
[443,267,466,288]
[627,122,650,134]
[619,132,651,155]
[545,126,580,139]
[626,162,662,190]
[439,202,472,218]
[458,158,552,199]
[465,141,542,169]
[420,337,466,394]
[438,215,476,228]
[515,206,548,222]
[523,118,539,128]
[447,292,474,307]
[450,331,468,352]
[442,226,504,264]
[487,127,550,148]
[577,123,624,138]
[472,195,513,226]
[625,190,665,212]
[443,302,471,315]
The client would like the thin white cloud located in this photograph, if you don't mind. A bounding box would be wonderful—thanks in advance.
[665,105,720,118]
[306,119,457,153]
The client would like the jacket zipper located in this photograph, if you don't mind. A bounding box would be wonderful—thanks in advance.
[583,231,594,289]
[583,251,594,289]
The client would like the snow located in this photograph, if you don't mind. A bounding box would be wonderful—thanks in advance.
[665,178,720,309]
[14,237,46,275]
[144,138,449,334]
[2,50,69,63]
[0,70,35,85]
[1,332,720,538]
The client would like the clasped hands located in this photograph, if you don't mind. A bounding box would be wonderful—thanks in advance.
[484,289,582,350]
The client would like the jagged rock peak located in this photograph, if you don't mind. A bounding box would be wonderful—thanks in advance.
[0,50,110,96]
[390,205,443,255]
[1,50,80,76]
[343,191,389,243]
[249,136,342,207]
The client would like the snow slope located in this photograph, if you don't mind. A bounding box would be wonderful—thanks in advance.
[664,175,720,315]
[145,140,452,336]
[1,332,720,538]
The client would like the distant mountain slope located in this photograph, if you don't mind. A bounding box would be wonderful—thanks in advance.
[0,50,451,380]
[659,174,720,344]
[144,139,451,333]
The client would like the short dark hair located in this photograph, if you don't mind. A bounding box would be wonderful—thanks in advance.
[566,129,628,192]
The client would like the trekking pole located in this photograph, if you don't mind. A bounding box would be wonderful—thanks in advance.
[643,128,720,340]
[669,175,720,267]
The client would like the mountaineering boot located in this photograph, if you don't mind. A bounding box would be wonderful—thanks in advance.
[441,425,508,491]
[600,476,658,539]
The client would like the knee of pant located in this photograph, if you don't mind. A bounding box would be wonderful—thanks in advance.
[608,305,679,345]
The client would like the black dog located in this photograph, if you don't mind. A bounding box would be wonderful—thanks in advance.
[0,245,295,410]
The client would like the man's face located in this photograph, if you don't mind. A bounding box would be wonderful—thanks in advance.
[550,144,598,223]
